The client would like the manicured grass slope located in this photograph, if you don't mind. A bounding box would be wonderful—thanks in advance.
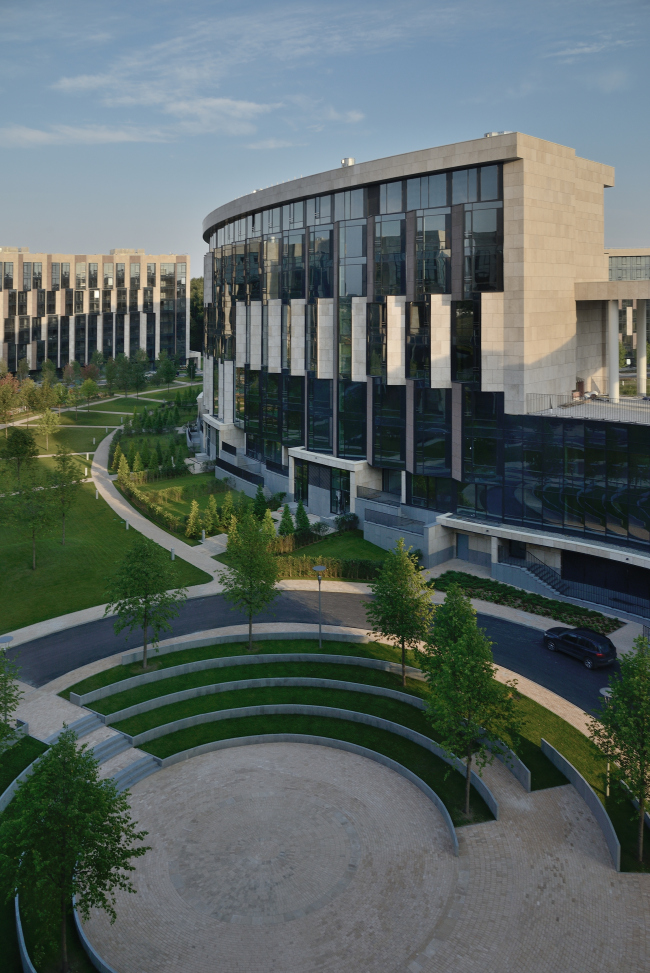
[31,427,106,455]
[58,412,121,427]
[285,529,386,561]
[0,483,211,634]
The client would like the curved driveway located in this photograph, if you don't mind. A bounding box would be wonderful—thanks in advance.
[11,590,612,714]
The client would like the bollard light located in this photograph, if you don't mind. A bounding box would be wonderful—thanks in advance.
[171,547,175,561]
[312,565,326,649]
[95,489,98,499]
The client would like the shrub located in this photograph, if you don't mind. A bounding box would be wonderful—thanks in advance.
[432,571,621,635]
[278,504,294,536]
[334,512,359,532]
[295,500,311,534]
[267,491,286,512]
[274,555,383,581]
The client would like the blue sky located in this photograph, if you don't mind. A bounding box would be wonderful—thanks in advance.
[1,0,648,275]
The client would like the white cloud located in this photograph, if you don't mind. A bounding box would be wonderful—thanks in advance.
[0,124,167,148]
[247,138,299,150]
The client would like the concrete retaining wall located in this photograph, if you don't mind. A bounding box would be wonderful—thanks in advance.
[73,652,421,707]
[492,562,558,598]
[0,755,46,814]
[541,738,620,871]
[103,676,427,725]
[14,898,37,973]
[73,897,119,973]
[128,702,499,819]
[157,733,459,856]
[118,629,373,667]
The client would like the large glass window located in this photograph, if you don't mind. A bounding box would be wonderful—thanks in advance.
[406,173,449,210]
[160,263,175,298]
[309,225,333,300]
[331,469,350,514]
[373,381,405,468]
[282,374,304,446]
[75,262,86,289]
[116,263,125,288]
[305,195,332,226]
[334,189,365,222]
[246,241,262,301]
[339,220,366,298]
[147,263,156,287]
[23,263,32,291]
[88,263,98,288]
[263,236,281,301]
[102,313,113,358]
[406,301,430,382]
[130,263,140,289]
[142,288,153,313]
[463,203,503,296]
[451,299,480,384]
[338,379,366,459]
[51,263,60,291]
[409,474,454,511]
[281,305,291,371]
[308,376,333,453]
[416,210,451,296]
[374,217,405,298]
[74,290,84,314]
[415,388,451,475]
[452,168,478,205]
[3,262,13,289]
[305,304,317,372]
[102,290,112,313]
[338,298,352,380]
[89,290,100,313]
[294,458,308,503]
[366,302,387,379]
[103,263,113,288]
[282,232,305,301]
[33,263,42,289]
[379,181,404,214]
[116,288,127,313]
[61,263,70,289]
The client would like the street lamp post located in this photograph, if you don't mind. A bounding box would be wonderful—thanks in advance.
[312,566,326,649]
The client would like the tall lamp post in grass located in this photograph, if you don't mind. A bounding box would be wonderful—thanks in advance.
[312,565,325,649]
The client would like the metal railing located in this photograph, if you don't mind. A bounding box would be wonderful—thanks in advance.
[526,393,650,425]
[214,457,264,486]
[364,508,425,535]
[357,486,401,507]
[265,459,289,477]
[498,547,650,618]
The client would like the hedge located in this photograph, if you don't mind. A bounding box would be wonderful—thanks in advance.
[432,571,622,635]
[274,555,383,580]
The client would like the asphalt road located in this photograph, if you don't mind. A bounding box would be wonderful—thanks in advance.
[11,591,614,714]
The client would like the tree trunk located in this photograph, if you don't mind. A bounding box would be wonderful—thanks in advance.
[248,612,253,652]
[401,637,406,687]
[60,892,68,973]
[465,749,472,817]
[142,615,148,670]
[639,793,645,864]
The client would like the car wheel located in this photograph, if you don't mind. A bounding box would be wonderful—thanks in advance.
[584,657,594,669]
[546,640,556,652]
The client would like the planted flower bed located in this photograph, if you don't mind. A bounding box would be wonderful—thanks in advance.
[432,571,621,635]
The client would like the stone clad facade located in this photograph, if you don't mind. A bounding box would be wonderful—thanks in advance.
[200,132,650,618]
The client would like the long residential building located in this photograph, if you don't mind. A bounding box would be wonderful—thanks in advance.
[200,131,650,619]
[0,248,190,371]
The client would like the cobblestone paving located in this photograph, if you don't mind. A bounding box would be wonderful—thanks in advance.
[83,744,650,973]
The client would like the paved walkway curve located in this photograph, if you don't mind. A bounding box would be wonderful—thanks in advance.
[79,742,650,973]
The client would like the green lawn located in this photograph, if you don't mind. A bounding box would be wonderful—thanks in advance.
[136,473,233,521]
[0,736,48,973]
[0,483,211,634]
[141,385,202,401]
[58,412,122,427]
[32,427,108,455]
[35,455,92,477]
[89,397,157,412]
[287,529,386,560]
[143,713,493,827]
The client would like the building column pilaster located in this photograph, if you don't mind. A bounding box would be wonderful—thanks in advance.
[607,299,620,400]
[637,300,647,396]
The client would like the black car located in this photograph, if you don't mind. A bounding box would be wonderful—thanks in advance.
[543,626,617,669]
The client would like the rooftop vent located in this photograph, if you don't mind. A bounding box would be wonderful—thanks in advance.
[341,157,355,167]
[484,131,513,138]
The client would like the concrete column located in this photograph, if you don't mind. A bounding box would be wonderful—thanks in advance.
[607,299,620,400]
[637,300,647,396]
[490,535,499,564]
[400,470,407,505]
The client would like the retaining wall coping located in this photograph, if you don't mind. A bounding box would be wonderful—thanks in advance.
[129,702,499,819]
[73,652,422,707]
[73,896,120,973]
[15,897,37,973]
[0,754,46,815]
[541,738,620,871]
[103,676,427,724]
[157,733,459,856]
[119,629,373,666]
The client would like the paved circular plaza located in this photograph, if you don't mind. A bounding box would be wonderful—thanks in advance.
[83,743,650,973]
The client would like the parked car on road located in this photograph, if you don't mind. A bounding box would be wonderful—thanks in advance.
[543,627,617,669]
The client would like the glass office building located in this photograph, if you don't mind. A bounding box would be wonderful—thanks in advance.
[200,133,650,618]
[0,248,190,371]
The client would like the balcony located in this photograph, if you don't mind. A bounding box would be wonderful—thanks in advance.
[526,392,650,425]
[356,485,400,507]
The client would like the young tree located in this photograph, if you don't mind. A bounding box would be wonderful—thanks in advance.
[365,538,434,687]
[0,358,7,379]
[131,350,148,398]
[186,498,201,538]
[53,381,68,415]
[35,379,57,414]
[156,351,176,391]
[262,507,276,544]
[590,635,650,863]
[116,354,132,396]
[0,648,23,755]
[132,452,144,474]
[90,349,105,369]
[219,490,234,530]
[111,442,124,473]
[17,358,30,382]
[220,510,280,650]
[104,357,118,396]
[36,407,61,451]
[62,362,77,386]
[253,483,268,520]
[67,385,81,417]
[51,447,81,545]
[0,374,20,436]
[117,453,131,490]
[278,504,294,536]
[0,727,149,973]
[80,377,99,411]
[186,358,197,384]
[81,363,100,383]
[419,584,520,816]
[0,426,38,482]
[41,358,57,384]
[105,534,187,669]
[5,465,56,569]
[295,499,311,535]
